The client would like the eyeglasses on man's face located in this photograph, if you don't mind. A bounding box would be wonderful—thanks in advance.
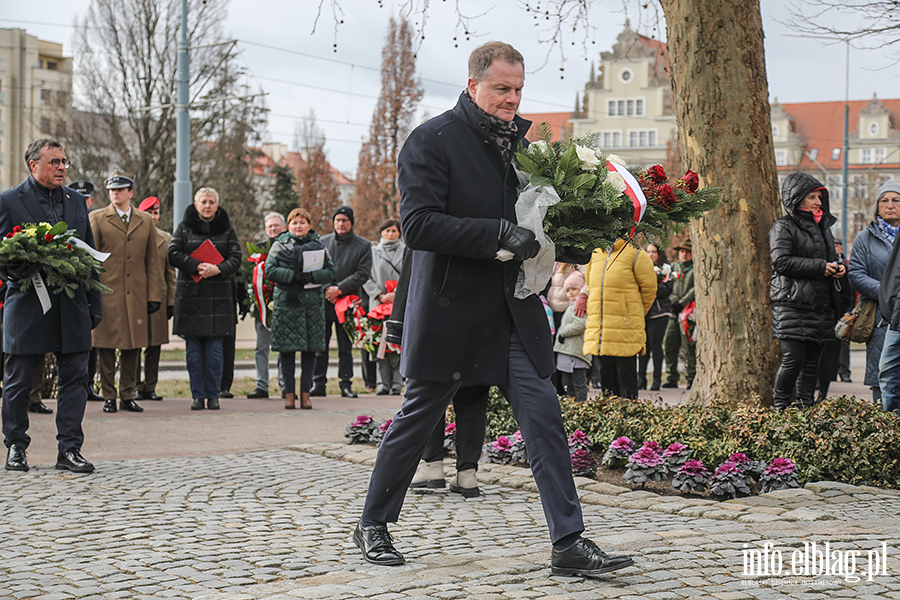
[38,158,71,169]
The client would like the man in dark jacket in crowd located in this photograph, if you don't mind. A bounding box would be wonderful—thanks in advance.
[353,41,633,578]
[1,139,103,473]
[311,206,372,398]
[246,212,287,399]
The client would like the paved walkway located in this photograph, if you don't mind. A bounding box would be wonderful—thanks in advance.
[2,349,896,600]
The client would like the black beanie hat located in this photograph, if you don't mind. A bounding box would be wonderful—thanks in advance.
[333,206,354,225]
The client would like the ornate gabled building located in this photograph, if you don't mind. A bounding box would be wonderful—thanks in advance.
[771,94,900,241]
[567,21,676,167]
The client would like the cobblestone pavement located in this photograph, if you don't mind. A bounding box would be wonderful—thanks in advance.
[3,444,900,600]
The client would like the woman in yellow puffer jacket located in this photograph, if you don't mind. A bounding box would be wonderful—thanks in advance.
[581,238,657,399]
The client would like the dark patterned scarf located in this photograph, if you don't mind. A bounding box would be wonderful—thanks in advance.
[464,89,518,163]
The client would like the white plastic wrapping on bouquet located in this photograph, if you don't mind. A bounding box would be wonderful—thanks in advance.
[495,168,561,299]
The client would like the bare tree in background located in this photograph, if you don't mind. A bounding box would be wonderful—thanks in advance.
[354,16,423,240]
[68,0,267,233]
[785,0,900,53]
[294,111,340,233]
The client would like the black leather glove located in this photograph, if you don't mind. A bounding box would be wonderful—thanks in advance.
[384,319,403,345]
[147,301,161,314]
[90,314,102,330]
[498,219,540,262]
[167,305,174,319]
[557,334,565,344]
[671,301,684,314]
[6,262,40,282]
[293,271,312,285]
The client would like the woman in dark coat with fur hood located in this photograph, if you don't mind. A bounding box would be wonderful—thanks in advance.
[168,187,242,411]
[769,172,846,409]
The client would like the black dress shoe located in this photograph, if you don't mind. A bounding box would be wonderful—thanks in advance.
[309,384,326,397]
[207,398,220,410]
[340,386,358,399]
[551,537,634,577]
[144,392,164,401]
[56,448,95,473]
[191,398,205,410]
[87,388,105,402]
[5,444,28,472]
[220,390,234,399]
[247,388,269,399]
[120,399,143,412]
[28,402,53,414]
[376,389,390,396]
[103,399,117,413]
[353,521,405,565]
[661,380,679,389]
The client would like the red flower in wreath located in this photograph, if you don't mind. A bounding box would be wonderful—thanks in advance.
[647,164,667,184]
[12,226,21,233]
[658,184,678,206]
[44,233,53,241]
[679,171,699,193]
[5,233,12,239]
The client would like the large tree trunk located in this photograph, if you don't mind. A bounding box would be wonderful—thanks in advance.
[659,0,781,405]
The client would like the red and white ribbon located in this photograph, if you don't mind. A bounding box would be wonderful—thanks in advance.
[251,257,267,327]
[607,160,648,232]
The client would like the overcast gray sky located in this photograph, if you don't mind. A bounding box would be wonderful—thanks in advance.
[4,0,898,177]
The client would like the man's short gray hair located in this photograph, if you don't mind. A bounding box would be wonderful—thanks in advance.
[264,212,286,226]
[468,41,524,83]
[25,139,63,167]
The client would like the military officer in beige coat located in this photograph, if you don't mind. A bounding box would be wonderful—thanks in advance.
[89,172,162,413]
[134,196,176,401]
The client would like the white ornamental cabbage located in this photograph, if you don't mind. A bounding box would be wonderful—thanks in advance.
[575,145,602,171]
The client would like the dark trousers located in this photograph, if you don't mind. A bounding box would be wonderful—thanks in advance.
[362,331,584,544]
[98,348,140,401]
[88,347,98,390]
[185,336,223,401]
[278,351,316,395]
[314,306,354,387]
[773,339,823,409]
[361,348,377,390]
[2,351,89,452]
[221,334,236,392]
[421,384,489,472]
[599,355,638,400]
[561,368,588,403]
[639,316,668,387]
[817,337,842,400]
[137,345,162,394]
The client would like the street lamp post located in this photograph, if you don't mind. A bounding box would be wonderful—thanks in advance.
[174,0,191,232]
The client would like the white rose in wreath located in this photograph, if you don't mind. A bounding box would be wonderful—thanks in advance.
[575,145,602,171]
[531,140,550,154]
[606,172,627,193]
[606,154,627,167]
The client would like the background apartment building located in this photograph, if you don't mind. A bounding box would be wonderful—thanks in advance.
[0,28,73,191]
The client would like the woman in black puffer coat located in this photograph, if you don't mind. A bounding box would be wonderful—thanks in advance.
[168,187,242,411]
[770,172,846,409]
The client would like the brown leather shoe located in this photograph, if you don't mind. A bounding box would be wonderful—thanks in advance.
[284,393,297,409]
[300,392,312,410]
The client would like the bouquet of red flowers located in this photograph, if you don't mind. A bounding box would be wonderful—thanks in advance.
[0,221,111,301]
[337,292,401,361]
[246,242,274,328]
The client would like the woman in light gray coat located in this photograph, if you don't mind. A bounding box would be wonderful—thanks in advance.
[362,218,406,395]
[848,180,900,402]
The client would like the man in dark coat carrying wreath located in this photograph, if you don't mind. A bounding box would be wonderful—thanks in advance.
[353,42,633,578]
[0,139,103,473]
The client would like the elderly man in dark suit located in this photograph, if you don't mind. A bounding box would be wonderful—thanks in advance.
[1,139,103,473]
[353,42,633,578]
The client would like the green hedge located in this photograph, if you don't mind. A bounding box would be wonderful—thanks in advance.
[484,389,900,488]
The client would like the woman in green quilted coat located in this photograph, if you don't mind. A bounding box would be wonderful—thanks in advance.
[266,208,336,410]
